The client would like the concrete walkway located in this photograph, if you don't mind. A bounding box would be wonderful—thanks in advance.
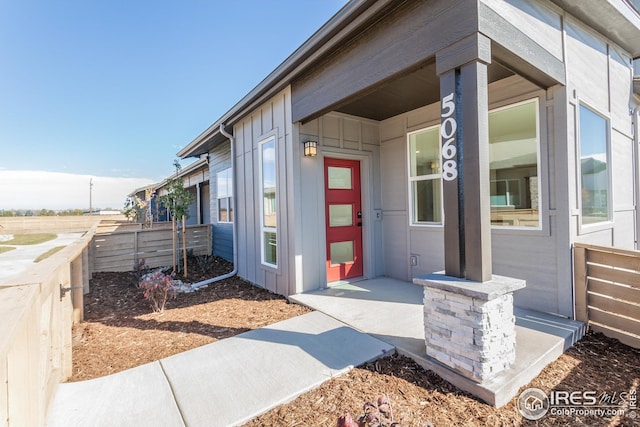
[46,312,393,427]
[47,276,585,425]
[290,277,585,407]
[0,233,84,283]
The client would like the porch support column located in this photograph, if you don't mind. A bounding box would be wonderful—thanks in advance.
[436,33,492,283]
[415,33,526,386]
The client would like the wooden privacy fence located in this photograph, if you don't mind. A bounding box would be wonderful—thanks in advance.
[0,224,95,427]
[92,224,212,272]
[95,220,174,234]
[574,242,640,349]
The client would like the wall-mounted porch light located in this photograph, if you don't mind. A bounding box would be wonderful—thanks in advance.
[303,140,318,157]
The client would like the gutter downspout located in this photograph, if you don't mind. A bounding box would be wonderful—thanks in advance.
[634,104,640,249]
[191,124,238,290]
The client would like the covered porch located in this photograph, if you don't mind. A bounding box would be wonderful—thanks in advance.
[290,277,585,407]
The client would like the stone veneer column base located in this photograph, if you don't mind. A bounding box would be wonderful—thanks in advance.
[414,273,525,383]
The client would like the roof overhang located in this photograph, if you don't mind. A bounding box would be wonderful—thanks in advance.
[550,0,640,58]
[177,0,394,158]
[137,157,210,196]
[179,0,640,159]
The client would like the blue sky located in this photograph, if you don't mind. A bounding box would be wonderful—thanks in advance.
[0,0,347,209]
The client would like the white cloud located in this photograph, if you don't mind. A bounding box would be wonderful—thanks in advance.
[0,170,155,210]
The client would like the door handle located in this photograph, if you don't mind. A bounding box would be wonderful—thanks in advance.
[357,222,362,227]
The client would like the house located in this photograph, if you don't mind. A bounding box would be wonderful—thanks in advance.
[127,157,225,256]
[153,157,212,228]
[178,0,640,319]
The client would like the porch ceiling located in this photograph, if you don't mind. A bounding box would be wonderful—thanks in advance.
[333,60,515,122]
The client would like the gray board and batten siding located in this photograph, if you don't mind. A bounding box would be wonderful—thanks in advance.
[563,12,637,250]
[189,0,639,319]
[231,88,296,296]
[378,75,571,316]
[299,111,385,293]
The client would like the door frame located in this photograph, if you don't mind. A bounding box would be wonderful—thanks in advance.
[320,149,375,286]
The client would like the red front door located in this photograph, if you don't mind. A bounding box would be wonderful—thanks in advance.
[324,158,363,282]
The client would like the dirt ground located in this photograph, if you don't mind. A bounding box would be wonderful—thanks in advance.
[70,256,310,381]
[246,334,640,427]
[72,258,640,426]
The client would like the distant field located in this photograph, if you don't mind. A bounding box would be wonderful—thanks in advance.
[1,233,57,245]
[0,215,119,233]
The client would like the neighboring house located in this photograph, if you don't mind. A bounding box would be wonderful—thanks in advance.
[128,157,224,256]
[154,157,212,227]
[127,183,165,222]
[178,0,640,318]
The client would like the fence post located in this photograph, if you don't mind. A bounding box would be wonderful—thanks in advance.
[82,246,90,295]
[208,224,213,256]
[134,229,139,266]
[573,244,588,326]
[70,255,84,323]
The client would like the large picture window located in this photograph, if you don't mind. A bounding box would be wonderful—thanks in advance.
[407,99,540,228]
[408,126,442,225]
[216,168,233,223]
[579,104,610,225]
[488,99,540,227]
[260,136,277,266]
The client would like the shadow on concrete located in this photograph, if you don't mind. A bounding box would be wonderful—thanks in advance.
[236,323,393,371]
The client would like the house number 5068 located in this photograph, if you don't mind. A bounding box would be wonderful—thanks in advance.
[441,93,458,181]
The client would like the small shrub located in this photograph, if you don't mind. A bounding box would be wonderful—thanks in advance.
[337,396,417,427]
[194,254,216,273]
[139,270,177,313]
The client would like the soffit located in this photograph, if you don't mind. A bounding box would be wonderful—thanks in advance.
[334,60,514,121]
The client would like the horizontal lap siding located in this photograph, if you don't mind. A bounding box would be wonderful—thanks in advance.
[213,224,233,262]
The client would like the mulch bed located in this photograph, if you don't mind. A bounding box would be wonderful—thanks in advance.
[246,333,640,426]
[70,256,310,381]
[71,259,640,426]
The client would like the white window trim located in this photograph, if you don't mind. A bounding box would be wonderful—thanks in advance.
[406,98,543,230]
[216,168,233,224]
[488,97,543,231]
[576,101,614,234]
[407,125,444,227]
[259,134,278,268]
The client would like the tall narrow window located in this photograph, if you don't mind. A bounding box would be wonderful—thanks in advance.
[216,168,233,223]
[260,136,277,266]
[579,104,610,225]
[489,99,540,227]
[408,127,442,224]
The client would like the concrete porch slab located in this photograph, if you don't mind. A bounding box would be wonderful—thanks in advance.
[290,277,585,407]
